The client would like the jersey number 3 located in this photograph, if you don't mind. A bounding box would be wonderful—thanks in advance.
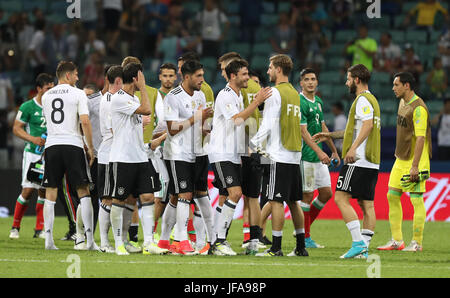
[51,98,65,124]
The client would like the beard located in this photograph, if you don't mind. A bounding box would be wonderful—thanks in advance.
[348,81,357,94]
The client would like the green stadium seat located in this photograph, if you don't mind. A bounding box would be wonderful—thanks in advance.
[0,1,22,13]
[203,70,215,84]
[23,0,47,12]
[332,85,348,100]
[228,42,251,59]
[402,2,417,13]
[326,43,345,57]
[183,2,202,14]
[326,57,346,71]
[335,30,356,43]
[427,101,443,115]
[250,55,269,72]
[318,84,333,100]
[201,57,218,71]
[368,17,390,30]
[319,71,343,84]
[278,2,291,13]
[226,2,239,14]
[390,30,405,43]
[430,31,442,43]
[252,42,272,56]
[254,27,272,43]
[262,1,275,14]
[394,15,405,28]
[368,30,381,41]
[371,71,391,85]
[261,14,279,27]
[49,1,67,13]
[405,30,427,43]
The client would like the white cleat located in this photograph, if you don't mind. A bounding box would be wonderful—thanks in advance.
[213,241,237,256]
[143,243,169,255]
[115,244,130,255]
[9,228,19,239]
[124,241,142,253]
[402,240,423,252]
[45,243,59,250]
[86,242,102,252]
[74,241,87,250]
[100,245,115,253]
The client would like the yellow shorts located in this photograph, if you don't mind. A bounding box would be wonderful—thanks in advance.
[388,161,427,193]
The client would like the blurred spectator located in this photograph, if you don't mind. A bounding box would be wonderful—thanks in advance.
[7,103,23,169]
[0,9,5,26]
[32,7,45,23]
[157,24,187,64]
[0,61,14,114]
[16,13,34,60]
[397,43,424,85]
[82,52,105,90]
[84,31,106,57]
[66,21,81,63]
[330,0,353,31]
[438,27,450,75]
[290,0,313,62]
[310,1,328,27]
[431,98,450,160]
[345,23,378,72]
[102,0,123,55]
[404,0,448,30]
[304,22,330,73]
[331,102,347,155]
[195,0,229,57]
[28,19,47,80]
[270,12,296,58]
[239,0,263,44]
[80,0,98,46]
[381,0,402,28]
[44,24,69,74]
[374,32,401,74]
[143,0,168,58]
[426,57,448,100]
[119,0,140,57]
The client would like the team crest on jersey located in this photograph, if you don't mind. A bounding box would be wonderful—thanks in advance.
[180,181,187,189]
[226,176,233,185]
[118,187,125,196]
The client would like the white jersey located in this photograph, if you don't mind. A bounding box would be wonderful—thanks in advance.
[42,83,89,149]
[350,91,379,170]
[208,84,245,164]
[87,91,102,156]
[98,92,113,165]
[250,87,301,165]
[109,89,147,163]
[163,85,206,162]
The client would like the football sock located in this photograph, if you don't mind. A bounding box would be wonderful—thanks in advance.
[43,200,56,247]
[12,195,28,229]
[99,203,111,247]
[213,205,222,238]
[310,198,325,225]
[387,189,403,241]
[410,193,426,245]
[187,218,196,242]
[346,220,364,243]
[243,222,250,242]
[299,201,311,238]
[141,202,155,246]
[153,220,158,233]
[35,197,45,231]
[193,210,205,248]
[295,228,306,250]
[194,195,215,243]
[129,224,139,242]
[75,205,84,240]
[110,203,124,248]
[160,202,177,241]
[217,199,236,240]
[271,230,282,252]
[121,203,134,242]
[361,229,374,248]
[80,196,94,247]
[176,199,191,242]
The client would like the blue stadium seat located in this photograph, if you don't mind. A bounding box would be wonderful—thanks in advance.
[405,30,427,43]
[390,30,405,43]
[201,57,218,72]
[254,27,272,43]
[371,71,391,85]
[23,0,47,12]
[228,42,251,59]
[326,57,346,71]
[250,55,269,72]
[335,30,356,43]
[0,0,22,13]
[260,14,279,27]
[252,42,272,56]
[319,71,343,84]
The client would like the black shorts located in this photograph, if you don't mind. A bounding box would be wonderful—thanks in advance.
[97,163,112,199]
[103,8,120,31]
[336,165,379,201]
[211,161,242,193]
[165,160,195,195]
[261,161,302,203]
[43,145,91,189]
[241,156,263,198]
[110,161,160,200]
[194,155,209,192]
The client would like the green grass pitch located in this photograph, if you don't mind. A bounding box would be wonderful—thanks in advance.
[1,217,449,278]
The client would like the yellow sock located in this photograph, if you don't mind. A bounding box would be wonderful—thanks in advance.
[410,193,426,245]
[387,190,403,241]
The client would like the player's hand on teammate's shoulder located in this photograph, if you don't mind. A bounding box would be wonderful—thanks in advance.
[312,132,330,144]
[254,87,272,105]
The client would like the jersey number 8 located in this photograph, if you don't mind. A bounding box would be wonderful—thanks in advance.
[51,98,65,124]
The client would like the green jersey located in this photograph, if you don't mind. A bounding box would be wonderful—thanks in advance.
[16,98,46,153]
[300,93,324,162]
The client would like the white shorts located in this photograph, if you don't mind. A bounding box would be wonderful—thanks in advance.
[22,151,44,189]
[301,160,331,193]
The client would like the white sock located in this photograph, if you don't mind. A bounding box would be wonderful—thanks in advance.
[175,198,190,242]
[110,204,124,248]
[75,205,84,241]
[121,204,134,242]
[194,195,215,244]
[193,210,205,248]
[160,202,177,241]
[141,203,155,246]
[361,229,374,248]
[99,203,111,247]
[80,196,94,247]
[213,205,222,239]
[217,199,236,240]
[43,200,56,248]
[346,220,363,243]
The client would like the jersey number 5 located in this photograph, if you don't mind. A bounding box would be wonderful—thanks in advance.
[51,98,65,124]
